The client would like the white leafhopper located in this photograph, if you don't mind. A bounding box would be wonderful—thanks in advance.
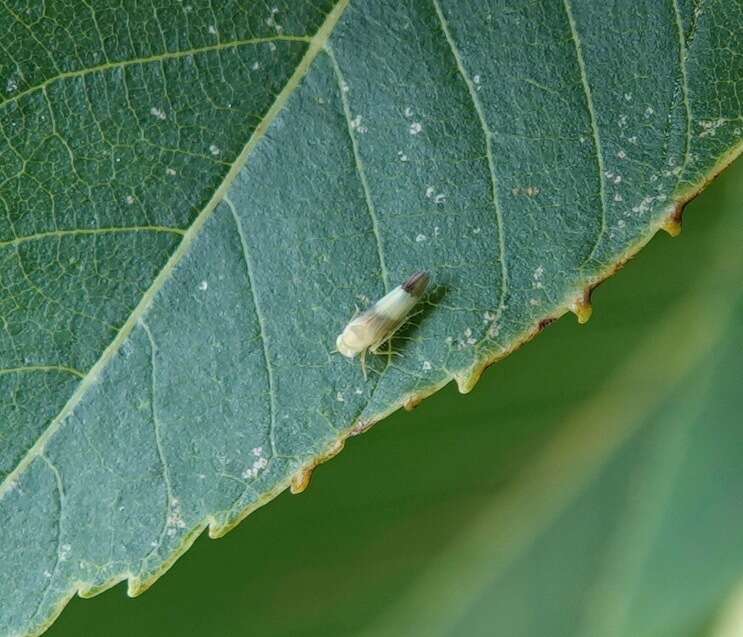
[336,271,430,378]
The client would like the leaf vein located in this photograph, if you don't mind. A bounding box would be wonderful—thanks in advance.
[0,35,312,112]
[671,0,694,184]
[563,0,609,266]
[225,196,278,459]
[431,0,509,317]
[140,320,176,561]
[326,45,391,293]
[0,225,186,249]
[0,365,84,379]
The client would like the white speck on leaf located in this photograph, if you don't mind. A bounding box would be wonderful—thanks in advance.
[350,115,367,133]
[632,195,656,215]
[149,106,167,120]
[422,361,432,371]
[644,106,654,118]
[617,150,626,159]
[209,144,220,156]
[698,118,725,138]
[125,195,135,205]
[165,167,176,176]
[165,499,186,536]
[336,391,345,402]
[415,233,427,243]
[409,121,422,135]
[6,76,17,93]
[404,106,413,118]
[242,449,268,480]
[532,265,544,289]
[208,25,218,35]
[198,280,208,291]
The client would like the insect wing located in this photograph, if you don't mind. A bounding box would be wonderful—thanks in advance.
[347,306,402,352]
[366,286,418,352]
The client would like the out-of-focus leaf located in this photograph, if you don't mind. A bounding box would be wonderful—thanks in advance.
[1,2,742,635]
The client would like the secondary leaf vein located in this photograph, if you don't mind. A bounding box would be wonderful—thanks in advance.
[326,45,391,293]
[431,0,509,316]
[0,35,312,112]
[225,196,278,458]
[563,0,609,267]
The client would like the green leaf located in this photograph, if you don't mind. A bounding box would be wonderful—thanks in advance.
[0,1,741,634]
[360,164,743,637]
[40,164,743,637]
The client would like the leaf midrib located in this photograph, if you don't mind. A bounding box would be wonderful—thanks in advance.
[0,0,351,500]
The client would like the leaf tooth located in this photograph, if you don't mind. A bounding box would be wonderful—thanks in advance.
[290,438,346,495]
[455,366,483,395]
[403,381,447,411]
[662,204,684,237]
[290,468,313,494]
[403,395,423,411]
[570,289,593,324]
[662,219,682,237]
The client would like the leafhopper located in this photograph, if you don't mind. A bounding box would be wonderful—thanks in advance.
[336,271,430,378]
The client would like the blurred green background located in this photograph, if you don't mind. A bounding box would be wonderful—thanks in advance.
[47,159,743,637]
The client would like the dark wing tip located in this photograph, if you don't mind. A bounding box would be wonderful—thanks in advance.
[401,271,430,297]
